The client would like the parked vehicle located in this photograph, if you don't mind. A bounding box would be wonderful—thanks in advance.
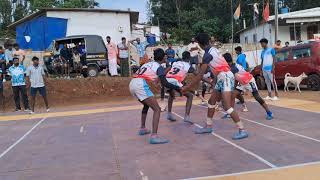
[252,41,320,91]
[44,35,108,77]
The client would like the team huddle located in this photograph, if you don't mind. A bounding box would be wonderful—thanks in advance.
[129,33,274,144]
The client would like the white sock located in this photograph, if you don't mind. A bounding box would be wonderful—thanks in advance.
[206,117,213,126]
[236,121,244,129]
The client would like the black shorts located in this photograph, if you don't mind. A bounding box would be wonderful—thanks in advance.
[30,87,47,97]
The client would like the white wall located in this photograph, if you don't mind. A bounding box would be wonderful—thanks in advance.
[240,23,273,45]
[47,11,132,44]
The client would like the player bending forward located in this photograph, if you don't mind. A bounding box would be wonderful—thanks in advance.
[223,53,274,120]
[182,33,248,140]
[166,51,197,124]
[129,48,181,144]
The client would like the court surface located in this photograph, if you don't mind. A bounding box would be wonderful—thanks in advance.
[0,98,320,180]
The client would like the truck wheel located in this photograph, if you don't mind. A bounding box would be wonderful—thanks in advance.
[307,74,320,91]
[87,66,99,77]
[256,76,266,90]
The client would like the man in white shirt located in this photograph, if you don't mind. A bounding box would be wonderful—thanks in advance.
[187,38,200,68]
[117,37,129,77]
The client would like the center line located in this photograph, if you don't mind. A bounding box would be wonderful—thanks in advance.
[172,112,277,168]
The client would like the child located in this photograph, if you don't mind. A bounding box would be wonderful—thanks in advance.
[26,56,50,114]
[182,33,248,140]
[223,53,273,120]
[129,48,181,144]
[166,51,197,124]
[73,50,82,78]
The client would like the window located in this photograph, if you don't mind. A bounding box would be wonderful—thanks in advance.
[290,26,301,41]
[245,36,248,44]
[253,34,257,43]
[293,48,311,60]
[307,25,318,39]
[275,51,289,62]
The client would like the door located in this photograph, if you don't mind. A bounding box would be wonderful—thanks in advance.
[274,50,290,85]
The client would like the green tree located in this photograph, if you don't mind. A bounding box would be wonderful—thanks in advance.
[58,0,99,8]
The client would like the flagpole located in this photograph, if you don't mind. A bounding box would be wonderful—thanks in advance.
[231,0,234,55]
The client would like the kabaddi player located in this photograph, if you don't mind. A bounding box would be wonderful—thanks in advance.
[166,51,197,124]
[182,33,248,140]
[129,48,181,144]
[223,53,273,120]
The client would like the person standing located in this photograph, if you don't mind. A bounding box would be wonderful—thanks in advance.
[13,43,26,63]
[60,44,72,78]
[106,36,118,77]
[235,46,248,71]
[187,38,200,69]
[117,37,129,77]
[0,46,6,82]
[8,57,30,112]
[176,42,186,59]
[165,43,176,65]
[260,38,279,101]
[26,56,50,114]
[273,40,282,52]
[5,44,14,66]
[130,38,149,65]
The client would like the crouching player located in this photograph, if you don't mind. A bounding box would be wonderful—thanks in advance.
[182,33,248,140]
[223,53,273,120]
[129,48,181,144]
[166,51,197,124]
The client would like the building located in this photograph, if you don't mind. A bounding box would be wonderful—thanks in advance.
[239,7,320,46]
[8,8,140,51]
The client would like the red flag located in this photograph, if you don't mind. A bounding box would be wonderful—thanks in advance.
[263,1,270,22]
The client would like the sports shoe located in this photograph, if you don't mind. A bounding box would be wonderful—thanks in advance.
[242,105,249,112]
[138,128,151,136]
[264,96,272,100]
[24,109,31,112]
[222,113,231,119]
[183,116,193,124]
[149,135,169,144]
[15,109,22,112]
[46,108,50,112]
[194,126,213,134]
[271,96,279,101]
[29,111,35,115]
[232,130,249,140]
[167,113,177,122]
[159,100,167,112]
[266,112,273,120]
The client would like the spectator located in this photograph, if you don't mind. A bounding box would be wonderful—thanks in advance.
[260,38,279,101]
[187,38,200,69]
[13,43,26,63]
[273,40,282,52]
[60,43,72,78]
[130,38,149,65]
[8,57,30,112]
[176,42,186,59]
[165,43,176,65]
[5,44,14,65]
[285,41,290,47]
[235,46,249,71]
[0,46,6,82]
[26,56,50,114]
[117,37,129,77]
[72,50,82,78]
[106,36,118,77]
[0,69,3,112]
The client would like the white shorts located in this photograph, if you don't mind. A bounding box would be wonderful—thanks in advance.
[236,78,258,93]
[214,71,235,92]
[129,78,154,101]
[166,78,183,88]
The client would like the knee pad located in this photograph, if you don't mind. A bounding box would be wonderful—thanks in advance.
[208,103,218,109]
[226,107,234,115]
[252,92,265,105]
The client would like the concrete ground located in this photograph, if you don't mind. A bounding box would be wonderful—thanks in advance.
[0,96,320,180]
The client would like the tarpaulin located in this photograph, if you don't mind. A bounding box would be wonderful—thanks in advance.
[16,16,67,51]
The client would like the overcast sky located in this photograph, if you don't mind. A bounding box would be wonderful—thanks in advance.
[96,0,149,23]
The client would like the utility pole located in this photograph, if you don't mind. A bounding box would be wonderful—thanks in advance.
[274,0,279,42]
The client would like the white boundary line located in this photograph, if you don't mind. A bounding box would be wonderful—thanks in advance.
[0,117,47,159]
[183,160,320,180]
[195,104,320,143]
[172,112,277,169]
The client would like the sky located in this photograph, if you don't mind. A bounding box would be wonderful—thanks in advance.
[96,0,149,23]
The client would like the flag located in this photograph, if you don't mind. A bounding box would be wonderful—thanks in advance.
[233,3,241,20]
[263,1,270,22]
[253,3,259,16]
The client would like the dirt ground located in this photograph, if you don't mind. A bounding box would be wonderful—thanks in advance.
[1,76,319,112]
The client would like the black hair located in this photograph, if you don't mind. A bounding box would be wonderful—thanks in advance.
[235,46,242,52]
[13,57,19,61]
[13,43,19,47]
[121,37,126,40]
[276,40,281,43]
[259,38,268,44]
[106,36,111,39]
[182,51,191,61]
[168,42,172,45]
[223,53,233,63]
[0,46,3,49]
[285,41,289,44]
[32,56,39,61]
[154,48,165,62]
[195,33,210,46]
